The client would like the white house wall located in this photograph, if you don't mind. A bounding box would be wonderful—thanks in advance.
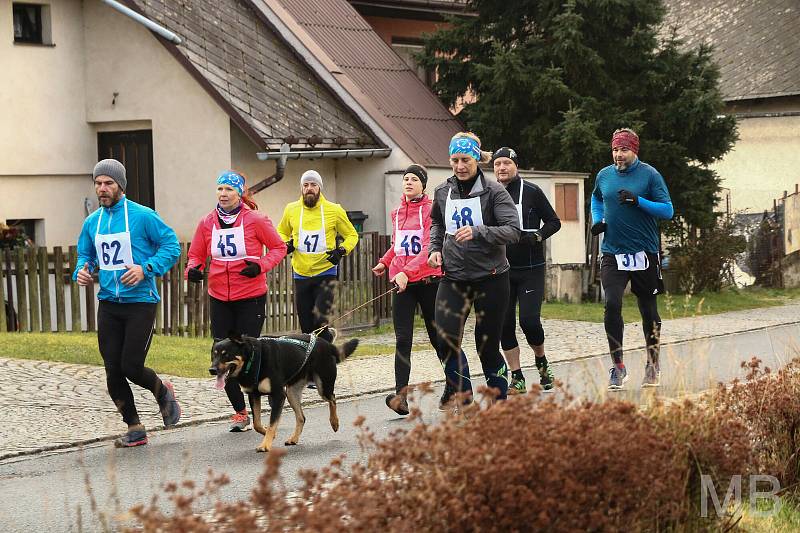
[713,96,800,214]
[83,1,232,242]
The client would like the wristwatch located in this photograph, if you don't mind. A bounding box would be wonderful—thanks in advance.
[146,264,154,274]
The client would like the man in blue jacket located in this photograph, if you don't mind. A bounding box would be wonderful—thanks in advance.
[591,129,673,390]
[74,159,182,447]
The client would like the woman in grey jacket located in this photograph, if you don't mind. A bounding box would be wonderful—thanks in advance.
[428,132,521,406]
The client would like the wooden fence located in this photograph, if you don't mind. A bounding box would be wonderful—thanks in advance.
[1,232,394,336]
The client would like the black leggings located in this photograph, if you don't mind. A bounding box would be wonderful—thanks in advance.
[435,272,510,399]
[294,276,336,343]
[600,254,661,365]
[97,301,162,426]
[210,294,266,413]
[392,279,469,393]
[501,266,545,350]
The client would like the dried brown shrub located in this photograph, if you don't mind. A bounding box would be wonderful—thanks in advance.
[715,357,800,495]
[130,363,798,532]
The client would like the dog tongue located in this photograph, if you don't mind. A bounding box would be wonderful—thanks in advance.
[213,372,227,390]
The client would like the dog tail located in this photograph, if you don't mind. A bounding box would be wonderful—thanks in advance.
[335,338,359,363]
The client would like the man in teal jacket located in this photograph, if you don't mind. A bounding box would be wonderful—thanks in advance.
[74,159,182,447]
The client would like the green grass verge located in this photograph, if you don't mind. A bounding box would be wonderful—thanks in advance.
[541,286,800,323]
[0,332,397,378]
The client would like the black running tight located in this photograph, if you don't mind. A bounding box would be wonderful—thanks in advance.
[97,301,163,426]
[210,294,267,412]
[435,272,510,399]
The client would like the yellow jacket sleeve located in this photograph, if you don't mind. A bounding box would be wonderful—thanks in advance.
[276,203,295,243]
[332,203,359,253]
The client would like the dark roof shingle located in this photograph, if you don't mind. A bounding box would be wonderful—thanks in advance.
[274,0,463,165]
[131,0,382,150]
[662,0,800,101]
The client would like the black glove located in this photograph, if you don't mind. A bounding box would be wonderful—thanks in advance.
[618,189,638,206]
[591,222,607,236]
[325,246,346,266]
[285,240,294,255]
[187,265,204,283]
[521,230,543,245]
[239,260,261,278]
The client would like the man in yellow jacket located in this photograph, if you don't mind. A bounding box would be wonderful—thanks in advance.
[277,170,359,342]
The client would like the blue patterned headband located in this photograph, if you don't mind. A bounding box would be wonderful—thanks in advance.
[449,136,482,161]
[217,171,245,196]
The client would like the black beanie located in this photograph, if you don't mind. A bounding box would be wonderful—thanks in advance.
[492,147,519,166]
[404,164,428,189]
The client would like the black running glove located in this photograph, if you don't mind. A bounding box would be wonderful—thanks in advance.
[325,246,346,265]
[285,240,294,255]
[187,265,204,283]
[590,222,607,236]
[521,230,543,245]
[618,189,638,207]
[239,260,261,278]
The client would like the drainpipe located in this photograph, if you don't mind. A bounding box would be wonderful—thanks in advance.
[251,145,392,192]
[249,143,290,194]
[101,0,182,44]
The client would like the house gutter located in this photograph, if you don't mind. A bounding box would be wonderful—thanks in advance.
[101,0,182,44]
[250,146,391,194]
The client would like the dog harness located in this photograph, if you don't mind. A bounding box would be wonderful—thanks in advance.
[241,334,318,385]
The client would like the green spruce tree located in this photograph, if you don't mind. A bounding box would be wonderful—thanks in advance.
[420,0,737,236]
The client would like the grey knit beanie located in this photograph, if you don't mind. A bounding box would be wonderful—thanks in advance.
[300,169,323,190]
[93,159,127,191]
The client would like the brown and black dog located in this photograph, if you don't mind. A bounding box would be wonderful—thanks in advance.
[209,332,358,452]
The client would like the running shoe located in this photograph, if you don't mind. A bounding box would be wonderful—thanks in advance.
[508,376,527,395]
[608,366,628,390]
[539,365,555,392]
[229,410,251,432]
[159,381,182,427]
[385,393,410,416]
[438,383,456,411]
[114,429,148,448]
[641,363,661,388]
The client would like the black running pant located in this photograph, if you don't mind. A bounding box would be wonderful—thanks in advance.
[97,301,163,426]
[501,266,546,350]
[600,253,662,366]
[435,272,510,399]
[392,279,469,393]
[294,275,336,343]
[210,294,267,413]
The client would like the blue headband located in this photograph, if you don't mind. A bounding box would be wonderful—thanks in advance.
[217,171,244,196]
[449,137,481,161]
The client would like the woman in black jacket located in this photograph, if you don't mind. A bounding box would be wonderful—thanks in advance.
[428,132,521,407]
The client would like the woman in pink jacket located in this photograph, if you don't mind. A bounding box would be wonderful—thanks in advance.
[186,171,286,432]
[373,165,469,416]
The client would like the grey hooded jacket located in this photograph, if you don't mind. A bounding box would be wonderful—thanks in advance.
[429,170,521,281]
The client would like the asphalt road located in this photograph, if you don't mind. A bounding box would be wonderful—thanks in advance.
[2,323,799,532]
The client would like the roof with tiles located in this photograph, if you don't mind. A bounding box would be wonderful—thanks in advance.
[128,0,382,150]
[662,0,800,101]
[274,0,463,164]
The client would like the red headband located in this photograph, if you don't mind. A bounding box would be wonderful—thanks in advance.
[611,131,640,154]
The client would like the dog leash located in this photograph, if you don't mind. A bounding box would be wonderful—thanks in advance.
[312,286,397,336]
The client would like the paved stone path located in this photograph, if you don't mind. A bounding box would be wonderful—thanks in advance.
[2,303,799,459]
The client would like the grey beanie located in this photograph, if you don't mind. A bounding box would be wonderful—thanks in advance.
[300,169,323,190]
[93,159,127,191]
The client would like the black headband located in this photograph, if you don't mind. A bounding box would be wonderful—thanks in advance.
[492,147,519,166]
[404,164,428,188]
